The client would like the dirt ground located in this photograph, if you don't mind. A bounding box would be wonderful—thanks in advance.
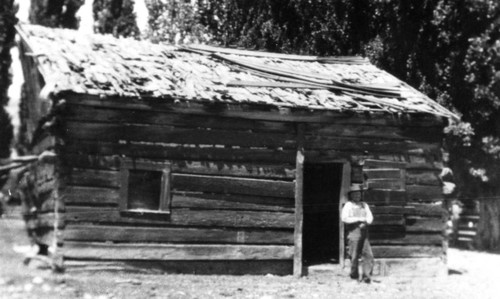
[1,212,499,299]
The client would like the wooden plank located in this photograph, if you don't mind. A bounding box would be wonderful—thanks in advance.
[293,134,304,277]
[65,104,295,133]
[363,190,407,205]
[63,260,293,275]
[62,154,296,179]
[371,206,416,215]
[406,170,441,186]
[372,245,443,258]
[64,140,297,163]
[305,123,443,142]
[407,185,443,202]
[304,136,440,153]
[64,207,294,229]
[364,159,407,169]
[364,169,402,179]
[62,92,447,126]
[339,161,351,268]
[63,225,293,245]
[366,179,404,190]
[172,160,296,180]
[66,168,121,188]
[371,215,405,226]
[407,203,447,217]
[63,186,120,205]
[172,174,295,198]
[370,233,443,245]
[405,217,444,232]
[62,242,294,260]
[171,193,294,212]
[65,121,297,149]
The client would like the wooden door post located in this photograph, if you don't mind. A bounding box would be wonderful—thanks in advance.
[294,124,304,277]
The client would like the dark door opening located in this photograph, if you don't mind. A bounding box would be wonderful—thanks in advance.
[303,163,343,266]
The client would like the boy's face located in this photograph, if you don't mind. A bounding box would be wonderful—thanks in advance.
[350,191,362,202]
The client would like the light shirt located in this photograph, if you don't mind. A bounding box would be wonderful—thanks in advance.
[341,201,373,225]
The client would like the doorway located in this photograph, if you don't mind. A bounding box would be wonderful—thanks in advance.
[302,162,344,266]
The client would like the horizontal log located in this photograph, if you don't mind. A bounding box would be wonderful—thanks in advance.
[406,185,443,202]
[370,233,443,245]
[62,155,296,179]
[65,121,297,149]
[406,217,445,232]
[64,207,295,229]
[304,123,443,142]
[372,245,443,258]
[363,159,407,169]
[407,203,447,217]
[62,242,294,260]
[63,260,293,275]
[65,104,295,133]
[366,179,404,191]
[364,169,402,180]
[64,141,297,163]
[171,193,294,212]
[66,168,121,188]
[371,206,416,215]
[63,186,119,205]
[62,93,447,126]
[304,136,440,154]
[372,215,405,226]
[64,225,293,245]
[172,174,295,198]
[406,170,441,186]
[363,190,407,205]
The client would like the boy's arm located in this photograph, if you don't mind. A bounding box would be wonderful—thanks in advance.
[364,203,374,225]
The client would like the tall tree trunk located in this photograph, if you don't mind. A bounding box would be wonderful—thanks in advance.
[0,0,16,159]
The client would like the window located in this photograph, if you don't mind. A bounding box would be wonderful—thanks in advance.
[119,159,172,214]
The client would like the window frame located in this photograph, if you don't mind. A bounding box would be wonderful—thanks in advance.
[119,158,172,215]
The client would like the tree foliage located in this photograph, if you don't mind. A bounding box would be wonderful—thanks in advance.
[93,0,140,38]
[29,0,84,29]
[0,0,16,158]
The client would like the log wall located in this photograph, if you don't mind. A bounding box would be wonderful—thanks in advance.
[26,92,447,275]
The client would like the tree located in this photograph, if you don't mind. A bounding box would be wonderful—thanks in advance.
[29,0,84,29]
[145,0,211,44]
[0,0,16,159]
[93,0,140,38]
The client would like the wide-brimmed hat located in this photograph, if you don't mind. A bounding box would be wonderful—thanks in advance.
[348,183,365,193]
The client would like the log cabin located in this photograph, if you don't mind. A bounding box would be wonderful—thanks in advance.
[14,24,458,276]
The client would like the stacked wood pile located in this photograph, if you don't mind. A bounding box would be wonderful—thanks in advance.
[14,24,456,276]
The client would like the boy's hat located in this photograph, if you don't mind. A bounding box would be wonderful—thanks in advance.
[349,183,365,193]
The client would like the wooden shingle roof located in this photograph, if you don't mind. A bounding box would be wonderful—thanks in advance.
[16,24,457,119]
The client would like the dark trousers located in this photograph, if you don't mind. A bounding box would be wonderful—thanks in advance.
[348,235,374,279]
